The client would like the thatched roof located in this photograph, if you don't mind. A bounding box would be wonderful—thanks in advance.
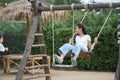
[0,4,6,10]
[0,0,67,23]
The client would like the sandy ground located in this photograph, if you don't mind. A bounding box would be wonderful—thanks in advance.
[0,69,115,80]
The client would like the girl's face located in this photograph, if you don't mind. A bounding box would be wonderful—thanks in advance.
[75,26,82,34]
[0,37,3,43]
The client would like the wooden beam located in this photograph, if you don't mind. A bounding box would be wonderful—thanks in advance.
[38,2,120,11]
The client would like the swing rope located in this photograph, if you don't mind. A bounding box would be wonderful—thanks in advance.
[90,9,113,52]
[71,3,89,44]
[80,11,88,23]
[97,9,113,39]
[71,3,75,35]
[50,5,55,65]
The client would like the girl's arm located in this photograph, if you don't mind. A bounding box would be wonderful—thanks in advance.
[88,41,92,50]
[88,37,98,51]
[69,38,75,45]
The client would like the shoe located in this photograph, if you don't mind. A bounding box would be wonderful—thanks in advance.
[71,58,77,66]
[54,54,62,64]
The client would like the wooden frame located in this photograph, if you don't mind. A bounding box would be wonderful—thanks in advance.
[15,0,120,80]
[3,54,50,74]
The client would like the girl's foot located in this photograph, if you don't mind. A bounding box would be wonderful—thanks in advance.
[71,58,77,66]
[54,54,63,64]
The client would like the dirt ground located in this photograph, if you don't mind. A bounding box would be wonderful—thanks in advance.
[0,69,115,80]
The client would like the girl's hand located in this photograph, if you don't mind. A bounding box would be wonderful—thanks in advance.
[5,47,8,51]
[94,37,98,44]
[69,38,73,44]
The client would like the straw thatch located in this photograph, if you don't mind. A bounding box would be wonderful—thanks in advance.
[0,0,67,23]
[0,4,6,10]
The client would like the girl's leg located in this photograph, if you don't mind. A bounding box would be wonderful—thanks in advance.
[55,43,74,64]
[72,45,88,58]
[71,45,87,66]
[59,43,74,56]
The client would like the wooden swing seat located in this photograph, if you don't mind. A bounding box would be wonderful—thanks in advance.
[52,64,75,68]
[52,51,91,68]
[67,50,91,58]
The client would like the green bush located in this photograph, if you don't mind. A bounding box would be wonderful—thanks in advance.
[0,22,26,54]
[0,9,119,71]
[42,9,119,71]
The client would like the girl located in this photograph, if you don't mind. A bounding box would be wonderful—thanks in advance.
[0,34,8,53]
[54,23,97,66]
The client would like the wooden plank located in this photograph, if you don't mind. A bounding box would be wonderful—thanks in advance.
[23,74,50,80]
[25,64,49,70]
[52,64,75,68]
[29,54,47,58]
[32,44,45,47]
[67,51,91,58]
[34,33,43,36]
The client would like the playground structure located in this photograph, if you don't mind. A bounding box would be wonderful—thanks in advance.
[13,0,120,80]
[0,0,120,80]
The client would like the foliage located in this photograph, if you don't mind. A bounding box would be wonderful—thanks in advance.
[0,9,119,71]
[42,9,119,71]
[0,0,15,3]
[0,22,26,54]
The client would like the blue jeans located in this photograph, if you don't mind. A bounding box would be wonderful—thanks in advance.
[58,43,88,58]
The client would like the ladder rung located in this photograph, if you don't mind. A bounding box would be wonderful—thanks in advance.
[24,74,50,80]
[29,54,47,57]
[32,44,45,47]
[34,33,43,36]
[25,64,49,70]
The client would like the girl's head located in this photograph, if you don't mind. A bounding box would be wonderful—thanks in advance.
[0,34,3,43]
[75,23,87,35]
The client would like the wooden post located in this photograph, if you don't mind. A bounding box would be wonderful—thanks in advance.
[7,58,10,73]
[3,57,7,73]
[15,0,40,80]
[31,58,35,75]
[26,14,31,40]
[114,20,120,80]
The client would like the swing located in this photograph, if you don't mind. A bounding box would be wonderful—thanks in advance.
[66,9,113,59]
[51,4,113,67]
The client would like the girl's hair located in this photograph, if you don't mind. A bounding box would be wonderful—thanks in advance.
[76,23,87,34]
[0,34,3,38]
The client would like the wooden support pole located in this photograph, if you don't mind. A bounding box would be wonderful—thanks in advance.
[114,20,120,80]
[38,2,120,11]
[26,14,31,40]
[15,0,40,80]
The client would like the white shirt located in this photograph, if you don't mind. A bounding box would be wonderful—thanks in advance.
[75,34,91,50]
[0,44,5,52]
